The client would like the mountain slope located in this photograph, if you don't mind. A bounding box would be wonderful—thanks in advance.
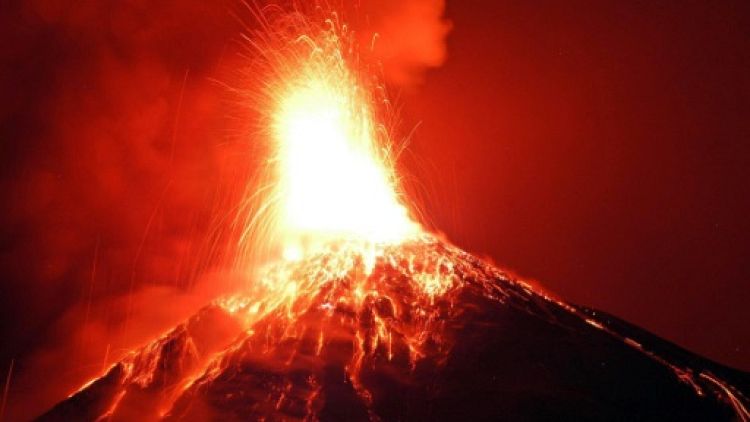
[40,238,749,421]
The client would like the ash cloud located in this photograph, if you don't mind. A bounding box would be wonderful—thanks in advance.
[355,0,452,86]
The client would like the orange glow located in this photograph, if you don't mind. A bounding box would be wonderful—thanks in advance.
[237,12,420,268]
[273,72,416,249]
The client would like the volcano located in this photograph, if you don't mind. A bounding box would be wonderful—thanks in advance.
[33,8,750,420]
[39,236,748,421]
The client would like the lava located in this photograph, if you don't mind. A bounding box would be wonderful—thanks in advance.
[235,7,419,272]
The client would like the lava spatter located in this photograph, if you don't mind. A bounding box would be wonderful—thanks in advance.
[41,237,749,421]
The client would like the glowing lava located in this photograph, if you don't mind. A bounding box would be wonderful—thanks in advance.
[245,13,419,264]
[272,56,416,250]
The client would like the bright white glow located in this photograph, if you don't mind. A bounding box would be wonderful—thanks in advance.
[273,74,417,256]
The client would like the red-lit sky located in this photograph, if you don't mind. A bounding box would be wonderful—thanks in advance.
[0,0,748,417]
[404,0,749,371]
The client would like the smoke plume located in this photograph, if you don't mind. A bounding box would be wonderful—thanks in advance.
[356,0,452,85]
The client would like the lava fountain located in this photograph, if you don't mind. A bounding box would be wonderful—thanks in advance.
[39,6,749,422]
[269,26,418,250]
[234,9,419,271]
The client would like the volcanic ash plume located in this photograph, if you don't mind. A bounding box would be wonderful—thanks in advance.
[39,6,748,422]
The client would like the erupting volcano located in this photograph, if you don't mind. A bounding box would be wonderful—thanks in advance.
[39,5,748,422]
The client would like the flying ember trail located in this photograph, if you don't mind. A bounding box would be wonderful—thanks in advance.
[40,6,749,422]
[235,8,419,269]
[270,31,418,250]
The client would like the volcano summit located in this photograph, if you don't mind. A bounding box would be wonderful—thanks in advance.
[41,236,748,421]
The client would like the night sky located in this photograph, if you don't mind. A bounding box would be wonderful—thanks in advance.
[1,0,748,417]
[404,0,749,371]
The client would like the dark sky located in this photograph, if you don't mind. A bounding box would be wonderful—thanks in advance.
[0,0,748,418]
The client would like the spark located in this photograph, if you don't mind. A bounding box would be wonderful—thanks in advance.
[271,60,416,247]
[48,6,750,421]
[0,359,14,422]
[235,7,420,273]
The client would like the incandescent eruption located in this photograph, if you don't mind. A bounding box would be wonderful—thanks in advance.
[232,6,418,269]
[38,4,749,422]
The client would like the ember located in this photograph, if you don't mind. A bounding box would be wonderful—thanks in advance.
[234,8,418,273]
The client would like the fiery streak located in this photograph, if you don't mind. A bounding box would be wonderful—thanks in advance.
[700,373,750,421]
[269,29,417,245]
[0,359,13,422]
[98,390,126,422]
[236,7,419,273]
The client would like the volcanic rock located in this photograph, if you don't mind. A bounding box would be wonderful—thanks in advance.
[39,238,749,421]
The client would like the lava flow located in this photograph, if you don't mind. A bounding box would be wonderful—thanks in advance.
[39,6,749,422]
